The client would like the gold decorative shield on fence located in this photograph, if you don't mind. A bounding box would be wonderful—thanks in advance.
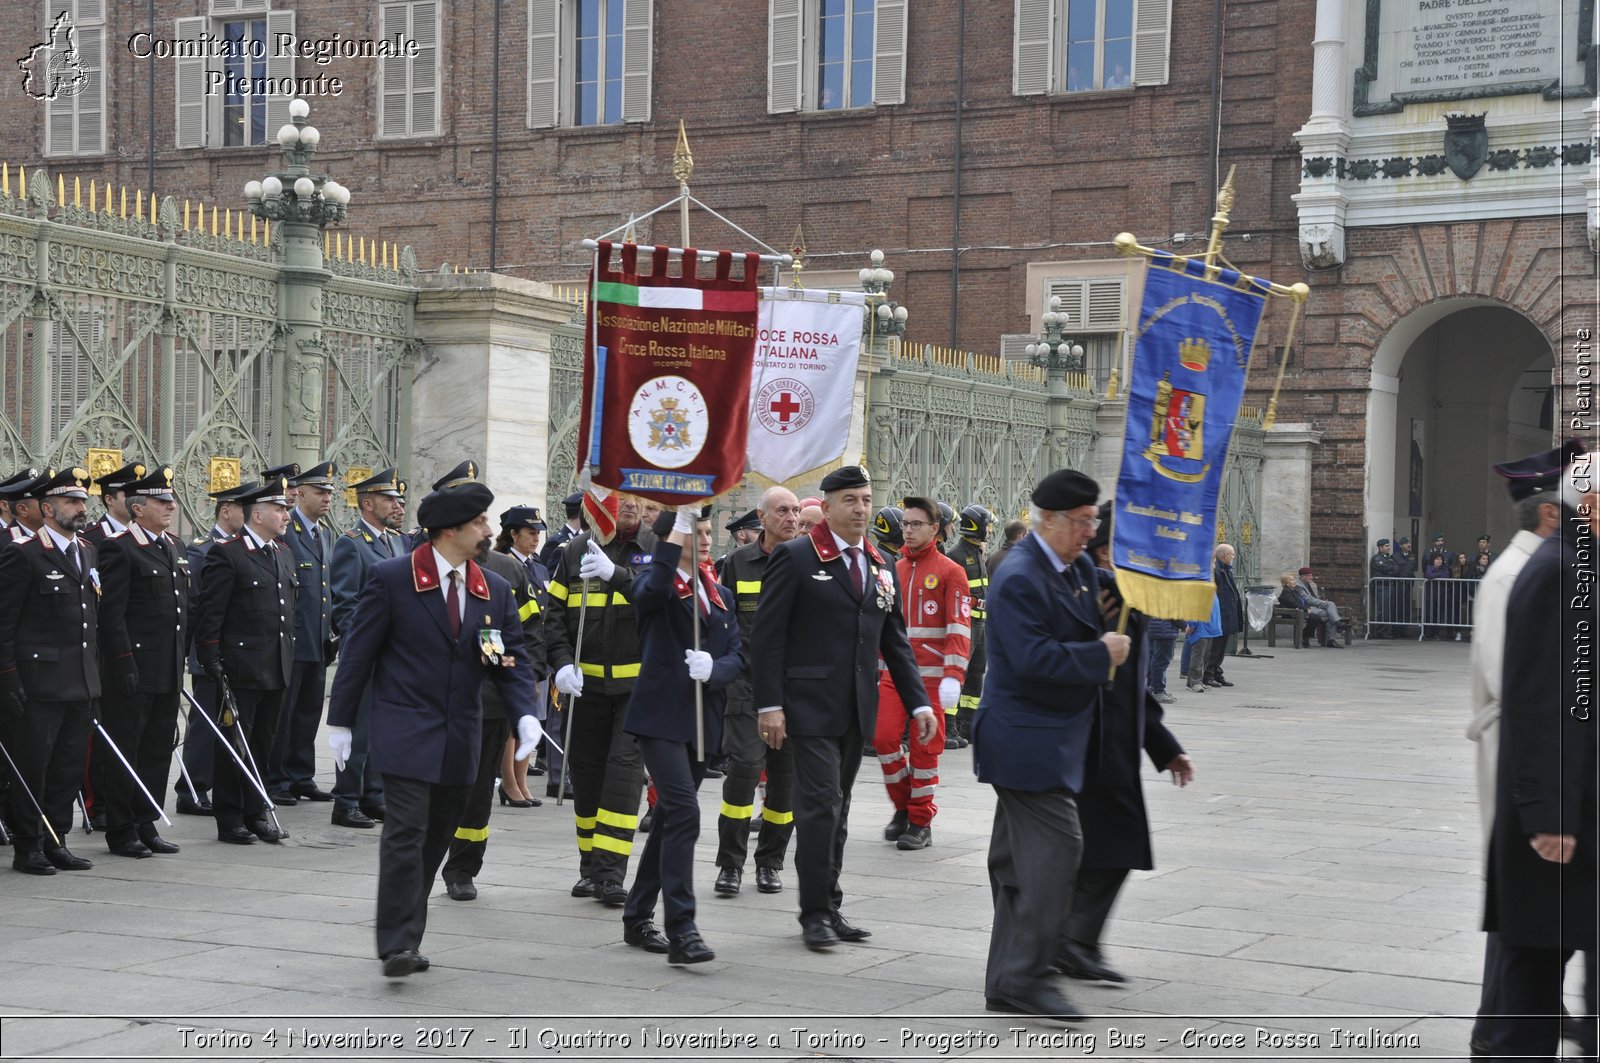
[85,448,123,496]
[207,457,242,495]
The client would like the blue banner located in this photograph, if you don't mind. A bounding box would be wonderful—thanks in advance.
[1111,253,1269,620]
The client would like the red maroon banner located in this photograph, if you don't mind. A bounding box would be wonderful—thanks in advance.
[579,241,760,503]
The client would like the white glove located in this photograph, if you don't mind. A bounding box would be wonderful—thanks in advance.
[938,677,961,712]
[328,726,353,771]
[579,540,616,582]
[513,715,544,761]
[673,507,697,534]
[555,663,584,698]
[685,649,713,682]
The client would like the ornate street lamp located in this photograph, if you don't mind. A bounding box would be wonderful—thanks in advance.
[243,97,350,228]
[1026,294,1085,375]
[859,249,909,338]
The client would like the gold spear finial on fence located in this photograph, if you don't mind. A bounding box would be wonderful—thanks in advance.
[671,120,694,186]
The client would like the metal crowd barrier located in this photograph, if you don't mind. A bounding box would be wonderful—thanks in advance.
[1364,576,1481,641]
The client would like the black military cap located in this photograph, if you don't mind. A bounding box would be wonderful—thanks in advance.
[1397,536,1411,546]
[1031,468,1098,511]
[1376,538,1390,547]
[30,466,91,500]
[239,477,292,507]
[418,481,495,531]
[725,509,761,534]
[350,467,407,498]
[1430,534,1445,543]
[1493,439,1586,502]
[0,467,43,501]
[819,465,871,493]
[94,461,146,491]
[208,482,255,502]
[125,465,178,501]
[562,491,583,516]
[500,505,546,531]
[261,463,300,483]
[291,461,338,489]
[432,460,480,491]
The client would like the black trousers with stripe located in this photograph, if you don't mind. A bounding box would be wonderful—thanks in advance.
[715,700,794,872]
[567,689,643,885]
[442,715,507,884]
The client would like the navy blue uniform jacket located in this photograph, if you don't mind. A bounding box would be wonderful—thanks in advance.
[972,534,1108,794]
[623,541,742,751]
[284,511,335,662]
[327,548,538,785]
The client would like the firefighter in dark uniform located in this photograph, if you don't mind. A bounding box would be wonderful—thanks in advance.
[193,477,297,845]
[82,459,145,828]
[539,492,585,572]
[945,504,992,749]
[0,467,101,874]
[175,482,252,816]
[712,487,800,897]
[328,468,408,828]
[715,509,762,579]
[269,461,338,804]
[545,493,657,906]
[95,465,189,858]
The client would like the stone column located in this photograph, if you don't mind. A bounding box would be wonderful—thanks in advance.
[278,220,330,471]
[410,273,576,506]
[1092,399,1127,488]
[1260,422,1323,579]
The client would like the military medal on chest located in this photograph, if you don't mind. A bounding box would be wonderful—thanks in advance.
[478,615,509,668]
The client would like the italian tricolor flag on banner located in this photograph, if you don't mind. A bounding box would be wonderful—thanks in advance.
[579,241,761,504]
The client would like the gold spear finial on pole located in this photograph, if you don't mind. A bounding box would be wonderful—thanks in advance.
[1203,165,1237,278]
[789,223,807,289]
[671,119,694,186]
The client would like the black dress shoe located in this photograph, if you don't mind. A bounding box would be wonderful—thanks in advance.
[175,794,213,816]
[667,930,715,965]
[268,791,297,806]
[624,920,670,953]
[359,804,387,822]
[416,954,430,971]
[382,949,421,978]
[801,918,840,950]
[1468,1036,1490,1062]
[896,825,933,850]
[1055,940,1126,982]
[44,846,93,870]
[107,836,153,859]
[829,913,872,941]
[1213,677,1234,687]
[597,880,628,907]
[571,876,597,898]
[545,783,575,799]
[247,819,288,843]
[998,988,1085,1023]
[985,997,1024,1013]
[12,851,55,875]
[883,809,909,841]
[217,824,256,844]
[332,806,376,829]
[291,784,334,802]
[446,879,477,901]
[714,867,742,896]
[138,830,180,855]
[755,866,782,893]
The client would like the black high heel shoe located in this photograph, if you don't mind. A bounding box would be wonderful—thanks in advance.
[498,786,535,808]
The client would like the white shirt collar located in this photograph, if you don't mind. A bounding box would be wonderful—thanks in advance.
[293,507,318,529]
[360,518,388,540]
[43,524,77,554]
[100,514,126,535]
[832,530,865,557]
[432,546,467,585]
[509,547,533,565]
[241,525,270,550]
[1030,530,1069,573]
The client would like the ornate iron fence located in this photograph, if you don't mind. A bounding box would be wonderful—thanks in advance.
[0,167,415,534]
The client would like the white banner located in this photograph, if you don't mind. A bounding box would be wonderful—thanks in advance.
[746,287,866,484]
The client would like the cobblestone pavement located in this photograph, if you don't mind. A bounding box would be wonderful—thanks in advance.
[0,639,1545,1061]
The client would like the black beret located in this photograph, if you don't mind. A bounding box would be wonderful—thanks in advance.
[726,509,761,534]
[500,505,546,531]
[1031,468,1098,511]
[418,481,495,531]
[819,465,871,492]
[1494,439,1585,502]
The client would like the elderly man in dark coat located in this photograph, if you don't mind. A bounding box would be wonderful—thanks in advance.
[1057,503,1194,984]
[1481,451,1598,1060]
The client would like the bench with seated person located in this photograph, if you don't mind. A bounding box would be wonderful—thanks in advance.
[1276,571,1346,648]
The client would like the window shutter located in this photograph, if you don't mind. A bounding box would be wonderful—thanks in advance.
[620,0,652,123]
[73,24,104,154]
[1013,0,1054,96]
[411,2,440,135]
[379,4,408,136]
[264,9,295,132]
[1131,0,1171,85]
[75,0,102,19]
[1045,278,1083,326]
[767,0,803,114]
[872,0,907,106]
[174,16,206,148]
[527,0,560,129]
[43,1,105,156]
[1085,278,1125,329]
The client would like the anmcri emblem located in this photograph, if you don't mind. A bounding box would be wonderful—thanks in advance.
[628,375,709,470]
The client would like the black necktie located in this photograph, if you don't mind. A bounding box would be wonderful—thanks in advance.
[845,547,865,598]
[64,541,80,577]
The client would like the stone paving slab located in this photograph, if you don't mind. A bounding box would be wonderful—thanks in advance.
[0,640,1554,1061]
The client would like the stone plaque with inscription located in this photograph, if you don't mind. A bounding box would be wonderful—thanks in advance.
[1356,0,1590,114]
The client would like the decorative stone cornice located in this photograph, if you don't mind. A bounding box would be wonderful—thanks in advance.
[1303,142,1595,182]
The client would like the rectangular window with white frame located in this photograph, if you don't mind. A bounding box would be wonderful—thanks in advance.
[528,0,652,129]
[768,0,906,114]
[174,1,294,149]
[40,0,106,157]
[1013,0,1168,96]
[378,1,441,138]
